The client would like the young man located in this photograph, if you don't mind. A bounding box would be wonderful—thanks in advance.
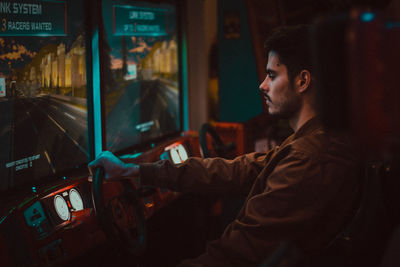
[89,25,360,266]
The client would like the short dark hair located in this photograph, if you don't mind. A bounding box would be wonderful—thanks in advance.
[264,25,312,82]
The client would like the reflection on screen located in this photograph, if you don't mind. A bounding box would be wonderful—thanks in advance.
[102,0,181,153]
[0,0,88,192]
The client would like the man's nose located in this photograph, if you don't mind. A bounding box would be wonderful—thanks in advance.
[259,77,269,92]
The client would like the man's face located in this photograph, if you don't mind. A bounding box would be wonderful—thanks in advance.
[259,51,302,119]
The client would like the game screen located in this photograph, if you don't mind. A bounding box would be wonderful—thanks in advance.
[0,0,88,192]
[101,0,181,153]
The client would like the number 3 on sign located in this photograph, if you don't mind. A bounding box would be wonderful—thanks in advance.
[1,18,6,32]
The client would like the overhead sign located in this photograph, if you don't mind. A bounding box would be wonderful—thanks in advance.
[113,5,167,36]
[0,1,67,36]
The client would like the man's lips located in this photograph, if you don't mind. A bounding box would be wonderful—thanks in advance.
[264,94,271,103]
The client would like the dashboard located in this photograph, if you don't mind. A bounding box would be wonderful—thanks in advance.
[0,134,200,267]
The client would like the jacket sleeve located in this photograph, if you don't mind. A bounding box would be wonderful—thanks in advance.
[139,152,269,196]
[176,150,359,266]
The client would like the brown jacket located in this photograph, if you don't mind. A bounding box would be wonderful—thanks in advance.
[140,117,361,266]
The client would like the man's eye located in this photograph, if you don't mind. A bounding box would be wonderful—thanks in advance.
[268,74,275,80]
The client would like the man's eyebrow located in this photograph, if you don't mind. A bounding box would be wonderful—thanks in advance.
[266,68,277,74]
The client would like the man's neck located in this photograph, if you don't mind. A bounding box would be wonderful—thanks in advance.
[289,103,317,132]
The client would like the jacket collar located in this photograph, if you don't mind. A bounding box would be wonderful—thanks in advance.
[278,117,323,149]
[293,116,323,140]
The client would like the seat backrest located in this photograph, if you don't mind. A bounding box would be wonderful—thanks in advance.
[259,159,397,267]
[377,156,400,267]
[315,161,392,267]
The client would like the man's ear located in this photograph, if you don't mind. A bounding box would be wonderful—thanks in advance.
[295,70,311,93]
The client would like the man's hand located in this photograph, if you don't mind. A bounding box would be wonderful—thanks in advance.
[88,151,140,181]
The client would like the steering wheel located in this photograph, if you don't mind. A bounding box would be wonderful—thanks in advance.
[199,123,236,158]
[91,167,147,256]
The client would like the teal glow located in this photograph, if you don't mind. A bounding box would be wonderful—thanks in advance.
[181,34,189,131]
[0,216,7,224]
[0,207,16,224]
[159,151,169,160]
[32,187,37,193]
[24,202,46,228]
[361,12,375,22]
[92,29,103,157]
[114,5,167,12]
[218,0,263,122]
[0,0,66,37]
[62,176,67,180]
[386,22,400,29]
[120,152,143,159]
[113,5,168,36]
[0,34,66,37]
[113,33,167,37]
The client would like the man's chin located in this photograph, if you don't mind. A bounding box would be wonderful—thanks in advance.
[268,110,290,120]
[267,107,276,115]
[268,108,280,117]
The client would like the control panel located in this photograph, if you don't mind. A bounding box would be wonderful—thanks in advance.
[0,133,201,266]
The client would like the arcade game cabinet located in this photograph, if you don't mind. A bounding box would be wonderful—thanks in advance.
[0,0,212,266]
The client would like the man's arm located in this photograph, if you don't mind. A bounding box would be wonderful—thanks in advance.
[140,152,269,196]
[89,150,269,196]
[175,150,360,266]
